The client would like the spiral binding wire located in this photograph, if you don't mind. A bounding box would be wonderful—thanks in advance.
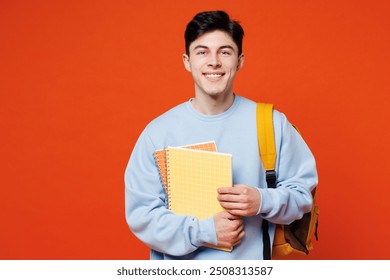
[153,149,170,208]
[165,148,172,210]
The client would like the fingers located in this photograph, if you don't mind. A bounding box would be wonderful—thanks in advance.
[225,223,245,247]
[232,228,246,246]
[217,185,250,203]
[224,209,247,217]
[217,185,261,217]
[218,184,246,195]
[214,211,245,248]
[217,222,245,248]
[219,202,247,216]
[221,229,245,248]
[220,211,242,220]
[218,194,251,212]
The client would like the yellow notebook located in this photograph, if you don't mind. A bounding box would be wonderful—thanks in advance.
[153,141,217,194]
[165,146,233,252]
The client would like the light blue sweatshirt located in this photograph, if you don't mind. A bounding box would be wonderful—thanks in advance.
[124,95,318,259]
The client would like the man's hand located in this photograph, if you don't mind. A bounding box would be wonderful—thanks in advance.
[213,211,245,248]
[217,184,261,216]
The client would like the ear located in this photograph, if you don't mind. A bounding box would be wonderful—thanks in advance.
[182,53,192,72]
[237,53,245,71]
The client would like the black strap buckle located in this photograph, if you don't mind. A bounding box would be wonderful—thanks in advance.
[265,170,277,189]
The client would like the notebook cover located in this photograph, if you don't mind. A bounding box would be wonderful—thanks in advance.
[165,146,233,252]
[153,141,217,194]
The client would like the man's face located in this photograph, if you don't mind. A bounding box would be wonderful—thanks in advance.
[183,30,244,99]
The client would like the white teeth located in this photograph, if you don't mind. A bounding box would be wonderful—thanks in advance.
[205,74,223,78]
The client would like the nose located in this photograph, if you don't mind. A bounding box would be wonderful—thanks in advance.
[207,53,221,67]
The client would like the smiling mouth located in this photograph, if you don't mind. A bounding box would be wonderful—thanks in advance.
[203,73,225,79]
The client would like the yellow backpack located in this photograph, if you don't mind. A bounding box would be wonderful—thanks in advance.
[256,103,319,259]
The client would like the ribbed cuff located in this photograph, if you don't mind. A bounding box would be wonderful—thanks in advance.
[198,217,218,246]
[258,188,273,215]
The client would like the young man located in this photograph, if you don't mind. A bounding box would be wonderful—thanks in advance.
[125,11,318,260]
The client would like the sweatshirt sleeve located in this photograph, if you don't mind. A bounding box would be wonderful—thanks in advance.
[124,128,218,256]
[258,111,318,224]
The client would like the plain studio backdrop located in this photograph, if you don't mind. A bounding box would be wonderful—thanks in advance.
[0,0,389,260]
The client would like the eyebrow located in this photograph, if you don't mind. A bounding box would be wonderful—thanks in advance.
[193,45,235,51]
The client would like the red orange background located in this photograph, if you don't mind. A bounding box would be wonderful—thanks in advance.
[1,0,389,260]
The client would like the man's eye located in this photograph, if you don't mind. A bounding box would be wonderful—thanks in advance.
[221,51,231,56]
[197,51,206,55]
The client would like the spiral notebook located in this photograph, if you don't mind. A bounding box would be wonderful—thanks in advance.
[153,141,217,194]
[162,145,233,252]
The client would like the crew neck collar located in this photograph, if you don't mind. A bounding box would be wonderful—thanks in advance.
[186,94,241,122]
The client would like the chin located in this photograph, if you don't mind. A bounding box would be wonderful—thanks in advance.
[202,87,227,96]
[202,92,223,99]
[208,90,230,97]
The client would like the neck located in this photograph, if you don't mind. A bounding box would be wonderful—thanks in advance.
[191,92,235,115]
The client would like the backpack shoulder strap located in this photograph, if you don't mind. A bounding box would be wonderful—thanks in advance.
[256,103,277,189]
[257,102,277,260]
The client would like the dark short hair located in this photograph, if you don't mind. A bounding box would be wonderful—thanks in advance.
[184,10,244,56]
